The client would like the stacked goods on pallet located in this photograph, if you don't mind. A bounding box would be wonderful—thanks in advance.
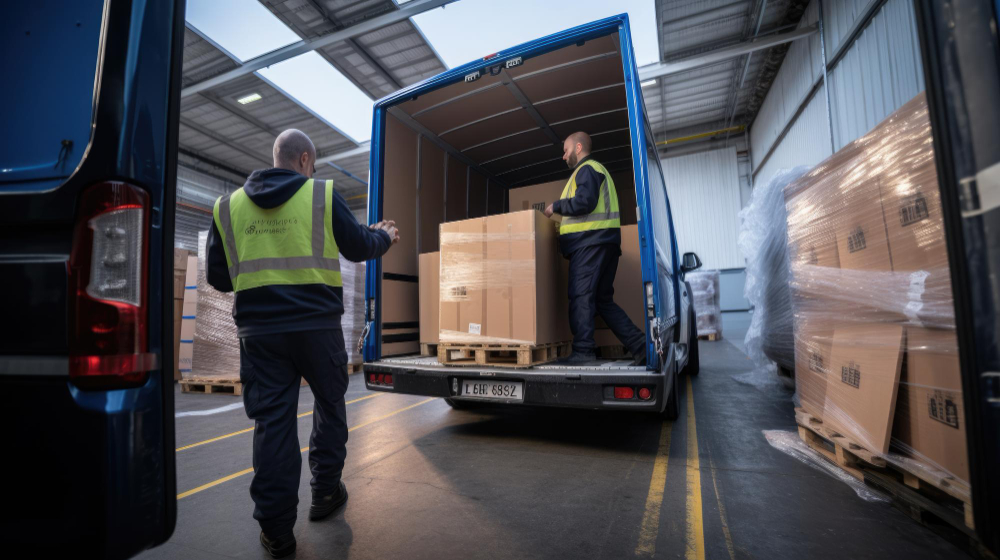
[341,258,365,366]
[190,230,241,380]
[738,167,809,371]
[784,93,967,486]
[687,270,722,339]
[178,254,198,379]
[438,210,572,366]
[173,248,190,381]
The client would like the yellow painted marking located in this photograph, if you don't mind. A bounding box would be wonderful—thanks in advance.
[635,420,673,556]
[177,467,255,499]
[709,455,736,560]
[178,397,435,499]
[685,376,705,560]
[176,393,383,452]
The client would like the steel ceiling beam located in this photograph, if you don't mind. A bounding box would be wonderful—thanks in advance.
[316,142,372,164]
[639,23,818,80]
[181,0,456,98]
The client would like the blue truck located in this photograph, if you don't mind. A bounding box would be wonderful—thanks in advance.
[359,15,703,419]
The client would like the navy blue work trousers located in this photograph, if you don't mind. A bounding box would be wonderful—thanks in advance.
[567,243,645,355]
[238,329,349,535]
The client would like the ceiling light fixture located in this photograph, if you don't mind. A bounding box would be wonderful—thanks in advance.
[640,79,657,88]
[237,92,263,105]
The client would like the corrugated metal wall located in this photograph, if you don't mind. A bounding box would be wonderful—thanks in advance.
[662,146,744,269]
[750,0,925,182]
[175,165,240,252]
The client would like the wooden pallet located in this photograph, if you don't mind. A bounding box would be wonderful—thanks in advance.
[180,378,242,396]
[347,362,362,375]
[698,332,721,341]
[795,408,974,533]
[437,341,571,368]
[420,343,438,357]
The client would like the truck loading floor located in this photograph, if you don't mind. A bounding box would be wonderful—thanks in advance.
[141,330,968,559]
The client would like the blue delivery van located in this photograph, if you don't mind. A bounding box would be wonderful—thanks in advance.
[360,15,703,419]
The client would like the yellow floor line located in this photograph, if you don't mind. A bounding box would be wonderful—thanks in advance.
[178,397,436,500]
[685,376,705,560]
[634,419,673,556]
[176,393,384,452]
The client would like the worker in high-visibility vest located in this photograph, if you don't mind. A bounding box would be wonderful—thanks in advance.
[545,131,645,366]
[207,129,398,558]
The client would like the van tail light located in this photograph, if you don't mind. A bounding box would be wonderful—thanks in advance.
[68,182,155,387]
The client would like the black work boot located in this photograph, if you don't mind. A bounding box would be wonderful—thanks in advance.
[309,480,348,521]
[559,351,596,365]
[260,531,296,558]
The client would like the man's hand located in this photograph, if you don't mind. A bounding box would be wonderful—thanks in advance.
[543,203,555,218]
[372,220,400,245]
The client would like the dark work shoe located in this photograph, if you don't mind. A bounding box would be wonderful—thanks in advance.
[260,531,296,559]
[309,481,348,521]
[559,351,597,365]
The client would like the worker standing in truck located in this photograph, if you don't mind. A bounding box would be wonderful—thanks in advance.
[544,131,646,366]
[207,129,398,558]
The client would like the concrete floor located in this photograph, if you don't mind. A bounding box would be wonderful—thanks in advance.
[141,315,967,560]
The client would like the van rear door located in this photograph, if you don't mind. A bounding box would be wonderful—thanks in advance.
[0,1,185,557]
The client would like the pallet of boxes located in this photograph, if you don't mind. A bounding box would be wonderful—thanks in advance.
[687,270,722,341]
[179,230,366,396]
[418,203,647,365]
[785,92,973,536]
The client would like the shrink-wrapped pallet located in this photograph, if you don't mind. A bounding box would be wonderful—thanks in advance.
[687,270,721,338]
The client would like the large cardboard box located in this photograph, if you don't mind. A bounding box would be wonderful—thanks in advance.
[824,323,905,453]
[894,327,968,482]
[173,248,190,300]
[793,312,836,419]
[419,252,440,344]
[439,210,570,345]
[508,180,565,214]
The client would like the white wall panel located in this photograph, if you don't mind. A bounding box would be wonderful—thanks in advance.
[662,146,744,270]
[754,93,833,187]
[828,0,924,149]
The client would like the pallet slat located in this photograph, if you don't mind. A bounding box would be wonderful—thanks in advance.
[437,341,571,368]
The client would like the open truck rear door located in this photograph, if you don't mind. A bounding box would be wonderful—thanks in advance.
[0,1,186,557]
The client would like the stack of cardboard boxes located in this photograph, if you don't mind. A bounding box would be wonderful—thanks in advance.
[785,93,966,483]
[173,249,190,381]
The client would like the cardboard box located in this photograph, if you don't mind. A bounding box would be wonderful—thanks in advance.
[894,327,968,482]
[793,313,836,419]
[419,252,440,344]
[178,255,198,378]
[824,323,905,453]
[173,248,190,300]
[509,180,565,214]
[439,210,570,345]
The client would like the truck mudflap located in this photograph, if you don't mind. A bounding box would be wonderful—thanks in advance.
[362,361,669,411]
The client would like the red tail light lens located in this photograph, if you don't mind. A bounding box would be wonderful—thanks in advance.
[638,387,652,400]
[614,386,634,399]
[384,374,393,385]
[68,182,154,387]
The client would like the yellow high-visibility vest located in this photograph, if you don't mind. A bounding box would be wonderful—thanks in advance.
[558,159,621,235]
[213,178,341,292]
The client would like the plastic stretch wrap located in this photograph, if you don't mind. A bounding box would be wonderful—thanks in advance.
[341,258,365,365]
[191,230,240,379]
[784,92,968,485]
[739,167,809,370]
[687,270,721,337]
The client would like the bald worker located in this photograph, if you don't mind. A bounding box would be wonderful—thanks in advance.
[544,131,646,366]
[207,129,399,558]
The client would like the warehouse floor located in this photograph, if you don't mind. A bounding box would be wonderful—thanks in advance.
[140,316,967,560]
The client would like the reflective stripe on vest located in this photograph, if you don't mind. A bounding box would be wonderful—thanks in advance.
[558,159,621,235]
[213,178,341,291]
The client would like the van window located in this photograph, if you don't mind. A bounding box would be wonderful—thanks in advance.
[644,131,673,271]
[1,1,106,192]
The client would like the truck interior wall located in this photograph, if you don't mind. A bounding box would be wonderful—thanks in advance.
[419,138,446,253]
[445,155,468,221]
[468,171,487,218]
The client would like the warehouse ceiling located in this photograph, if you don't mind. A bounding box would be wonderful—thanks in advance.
[177,0,449,215]
[645,0,808,149]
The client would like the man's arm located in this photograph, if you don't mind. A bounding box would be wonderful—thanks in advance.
[330,188,393,262]
[551,166,601,217]
[206,220,234,293]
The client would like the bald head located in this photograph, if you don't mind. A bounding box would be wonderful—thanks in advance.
[562,131,592,168]
[273,129,316,178]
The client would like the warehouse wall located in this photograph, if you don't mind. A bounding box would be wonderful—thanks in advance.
[750,0,926,185]
[662,146,744,270]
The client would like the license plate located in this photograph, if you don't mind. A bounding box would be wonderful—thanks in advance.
[460,379,523,401]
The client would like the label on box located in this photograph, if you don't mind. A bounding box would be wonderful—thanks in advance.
[899,194,930,227]
[841,360,861,388]
[928,390,960,429]
[809,350,824,373]
[846,226,867,253]
[532,201,546,212]
[468,323,481,335]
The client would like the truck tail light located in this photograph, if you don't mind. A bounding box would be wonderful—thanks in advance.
[638,387,652,400]
[68,182,155,387]
[614,386,634,399]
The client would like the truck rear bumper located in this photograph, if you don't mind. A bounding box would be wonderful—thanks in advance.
[363,360,668,412]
